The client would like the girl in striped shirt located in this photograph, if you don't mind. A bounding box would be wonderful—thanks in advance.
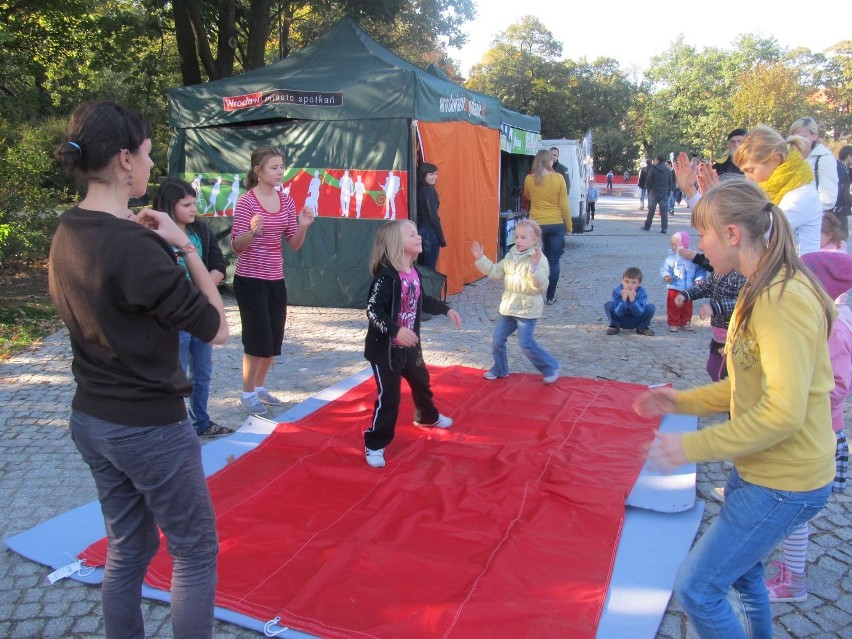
[231,145,315,415]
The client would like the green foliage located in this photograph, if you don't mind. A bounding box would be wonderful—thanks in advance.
[637,35,852,163]
[468,19,621,140]
[0,117,65,265]
[592,127,637,175]
[1,0,178,177]
[467,18,637,171]
[731,63,810,130]
[822,41,852,141]
[466,16,564,123]
[166,0,475,84]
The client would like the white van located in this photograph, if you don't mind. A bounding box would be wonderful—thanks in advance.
[541,139,591,233]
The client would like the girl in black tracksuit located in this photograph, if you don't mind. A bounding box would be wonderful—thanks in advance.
[363,219,462,467]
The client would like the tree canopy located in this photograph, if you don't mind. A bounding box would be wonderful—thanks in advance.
[2,5,851,191]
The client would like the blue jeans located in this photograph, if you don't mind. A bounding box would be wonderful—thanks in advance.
[539,223,565,301]
[179,331,213,433]
[490,314,559,377]
[604,300,655,330]
[639,187,647,207]
[70,410,219,639]
[675,467,830,639]
[418,227,441,270]
[644,191,669,232]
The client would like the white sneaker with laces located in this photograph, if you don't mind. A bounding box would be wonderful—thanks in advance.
[365,447,386,468]
[256,388,284,405]
[414,414,453,429]
[240,394,268,416]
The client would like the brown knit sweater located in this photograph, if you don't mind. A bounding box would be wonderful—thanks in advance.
[49,207,220,426]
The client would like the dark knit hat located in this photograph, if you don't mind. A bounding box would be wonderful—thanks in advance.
[801,251,852,301]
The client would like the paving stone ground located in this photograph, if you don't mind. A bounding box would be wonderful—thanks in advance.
[2,195,851,638]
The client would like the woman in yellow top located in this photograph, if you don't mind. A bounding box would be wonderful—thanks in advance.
[524,149,571,304]
[633,179,836,639]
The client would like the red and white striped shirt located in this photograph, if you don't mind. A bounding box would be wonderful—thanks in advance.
[231,189,298,280]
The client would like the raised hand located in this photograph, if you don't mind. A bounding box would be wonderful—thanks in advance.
[531,247,542,268]
[697,162,720,194]
[298,206,316,227]
[673,152,698,197]
[135,208,189,246]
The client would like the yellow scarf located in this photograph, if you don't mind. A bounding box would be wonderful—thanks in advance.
[758,150,814,205]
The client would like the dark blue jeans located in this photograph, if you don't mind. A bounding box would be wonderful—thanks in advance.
[70,410,219,639]
[675,468,830,638]
[418,227,441,270]
[604,301,655,330]
[540,223,565,301]
[179,331,213,433]
[489,314,559,377]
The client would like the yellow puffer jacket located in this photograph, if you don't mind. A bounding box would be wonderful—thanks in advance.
[475,247,550,319]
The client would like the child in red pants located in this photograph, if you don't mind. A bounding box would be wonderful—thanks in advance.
[660,231,706,331]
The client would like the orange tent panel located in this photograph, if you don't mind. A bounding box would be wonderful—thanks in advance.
[418,122,501,295]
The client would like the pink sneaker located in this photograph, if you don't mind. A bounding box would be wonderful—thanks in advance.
[766,562,807,602]
[765,561,789,588]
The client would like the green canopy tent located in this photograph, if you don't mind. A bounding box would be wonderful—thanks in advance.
[167,16,537,307]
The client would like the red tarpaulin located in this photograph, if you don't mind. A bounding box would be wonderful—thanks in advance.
[80,366,658,638]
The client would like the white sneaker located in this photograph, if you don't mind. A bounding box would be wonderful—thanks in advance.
[240,394,268,416]
[365,447,386,468]
[414,414,453,429]
[483,371,507,380]
[256,389,284,405]
[543,368,560,384]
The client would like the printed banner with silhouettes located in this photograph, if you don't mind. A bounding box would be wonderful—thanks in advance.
[185,169,408,220]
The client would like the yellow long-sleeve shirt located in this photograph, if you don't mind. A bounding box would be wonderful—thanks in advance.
[676,271,836,491]
[524,173,571,232]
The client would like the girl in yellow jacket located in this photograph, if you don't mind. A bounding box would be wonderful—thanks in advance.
[472,219,560,384]
[634,179,836,639]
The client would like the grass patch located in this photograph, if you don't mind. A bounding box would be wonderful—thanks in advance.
[0,262,64,360]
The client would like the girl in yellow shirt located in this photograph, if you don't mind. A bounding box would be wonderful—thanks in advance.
[634,178,836,639]
[523,149,571,304]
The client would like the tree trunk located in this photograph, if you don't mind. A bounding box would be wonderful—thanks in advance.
[171,0,203,86]
[214,0,237,79]
[186,0,221,80]
[245,0,275,71]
